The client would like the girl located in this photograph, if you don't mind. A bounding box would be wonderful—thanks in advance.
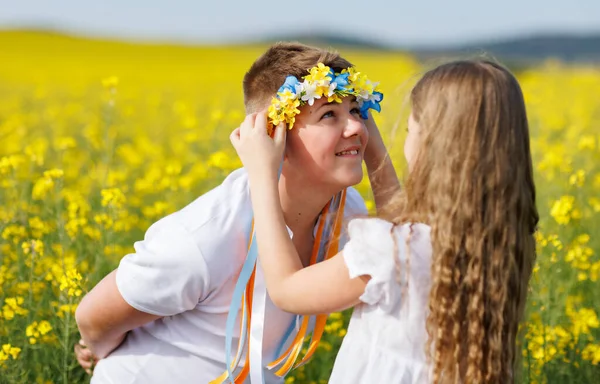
[231,59,539,383]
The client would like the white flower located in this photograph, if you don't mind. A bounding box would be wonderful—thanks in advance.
[368,91,382,102]
[327,82,337,97]
[294,83,304,96]
[301,81,319,106]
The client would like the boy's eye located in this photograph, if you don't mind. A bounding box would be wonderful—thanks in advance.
[321,108,361,120]
[321,111,334,119]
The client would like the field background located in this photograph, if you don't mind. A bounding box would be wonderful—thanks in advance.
[0,31,599,383]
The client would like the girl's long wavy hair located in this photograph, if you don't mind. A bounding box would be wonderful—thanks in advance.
[389,60,539,383]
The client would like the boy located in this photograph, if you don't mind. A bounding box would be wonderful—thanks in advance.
[75,42,392,383]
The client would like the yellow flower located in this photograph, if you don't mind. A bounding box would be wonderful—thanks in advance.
[0,155,25,175]
[142,201,172,219]
[207,151,238,170]
[94,213,114,229]
[54,136,77,151]
[582,344,600,365]
[589,197,600,212]
[32,169,64,200]
[0,344,21,361]
[28,216,51,238]
[2,297,28,320]
[305,63,332,84]
[26,320,54,344]
[38,320,53,335]
[2,224,27,245]
[327,93,343,103]
[568,170,586,187]
[22,239,45,257]
[59,268,83,297]
[550,195,576,225]
[101,187,126,209]
[577,135,596,150]
[56,303,79,318]
[568,305,600,340]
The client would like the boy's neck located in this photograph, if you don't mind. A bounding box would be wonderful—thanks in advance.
[277,175,337,238]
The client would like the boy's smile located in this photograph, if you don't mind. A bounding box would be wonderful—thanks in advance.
[283,96,368,193]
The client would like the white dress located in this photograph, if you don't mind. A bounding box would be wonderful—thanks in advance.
[329,218,432,384]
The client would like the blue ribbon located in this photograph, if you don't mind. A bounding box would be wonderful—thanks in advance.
[223,161,284,383]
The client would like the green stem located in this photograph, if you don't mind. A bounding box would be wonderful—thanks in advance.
[62,295,72,384]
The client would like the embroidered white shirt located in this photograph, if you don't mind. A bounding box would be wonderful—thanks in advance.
[90,168,367,384]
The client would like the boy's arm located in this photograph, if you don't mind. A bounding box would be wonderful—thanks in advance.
[75,270,162,358]
[75,215,210,359]
[363,114,401,216]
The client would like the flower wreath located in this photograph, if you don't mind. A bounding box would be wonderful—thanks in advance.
[267,63,383,132]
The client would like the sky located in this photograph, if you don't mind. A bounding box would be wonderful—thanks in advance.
[0,0,599,47]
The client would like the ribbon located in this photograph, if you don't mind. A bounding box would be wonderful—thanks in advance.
[212,187,347,383]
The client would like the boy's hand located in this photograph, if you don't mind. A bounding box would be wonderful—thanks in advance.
[230,111,286,180]
[74,338,99,375]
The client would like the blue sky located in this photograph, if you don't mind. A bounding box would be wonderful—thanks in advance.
[0,0,599,47]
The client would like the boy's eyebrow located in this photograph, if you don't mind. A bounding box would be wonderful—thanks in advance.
[317,96,358,110]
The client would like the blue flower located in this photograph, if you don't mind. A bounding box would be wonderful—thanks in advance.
[331,72,350,91]
[327,69,336,82]
[371,91,384,103]
[358,93,383,119]
[278,76,301,94]
[358,102,371,119]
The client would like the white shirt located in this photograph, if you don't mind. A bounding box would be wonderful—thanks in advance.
[329,218,432,384]
[91,168,367,384]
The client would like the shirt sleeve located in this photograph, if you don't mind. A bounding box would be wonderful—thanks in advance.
[342,218,398,307]
[344,186,368,217]
[115,215,210,317]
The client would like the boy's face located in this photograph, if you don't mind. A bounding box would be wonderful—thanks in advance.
[283,96,368,192]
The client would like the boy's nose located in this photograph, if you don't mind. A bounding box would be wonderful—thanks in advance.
[343,115,366,138]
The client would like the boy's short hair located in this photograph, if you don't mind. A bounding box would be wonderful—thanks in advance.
[243,42,353,113]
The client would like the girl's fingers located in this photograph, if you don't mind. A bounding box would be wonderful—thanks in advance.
[240,112,258,138]
[274,123,286,149]
[254,111,268,134]
[230,127,241,148]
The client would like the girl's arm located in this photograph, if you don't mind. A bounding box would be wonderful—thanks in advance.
[250,166,369,315]
[363,114,401,216]
[75,270,162,358]
[230,113,370,315]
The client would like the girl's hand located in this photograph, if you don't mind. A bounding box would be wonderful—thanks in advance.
[364,111,385,162]
[230,111,286,182]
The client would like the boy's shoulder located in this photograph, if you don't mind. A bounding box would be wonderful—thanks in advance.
[142,168,253,297]
[170,169,367,231]
[172,167,252,234]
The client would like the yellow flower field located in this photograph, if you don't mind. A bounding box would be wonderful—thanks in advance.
[0,31,599,383]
